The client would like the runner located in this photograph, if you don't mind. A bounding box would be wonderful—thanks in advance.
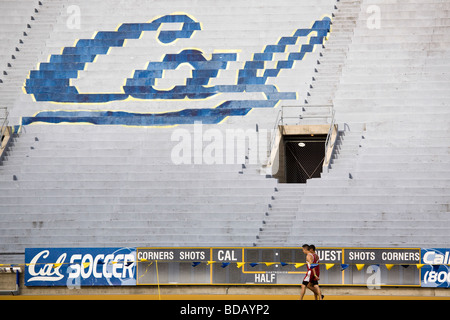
[299,244,322,300]
[308,244,324,300]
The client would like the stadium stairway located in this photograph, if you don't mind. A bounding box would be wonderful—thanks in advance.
[257,0,450,248]
[0,124,281,263]
[0,0,338,264]
[1,0,449,265]
[7,0,336,126]
[0,0,61,111]
[0,0,39,73]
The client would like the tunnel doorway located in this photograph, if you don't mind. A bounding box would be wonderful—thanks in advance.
[283,134,326,183]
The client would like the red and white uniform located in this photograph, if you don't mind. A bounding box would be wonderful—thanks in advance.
[303,252,320,282]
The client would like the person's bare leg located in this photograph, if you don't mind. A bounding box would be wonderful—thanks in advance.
[300,284,307,300]
[313,284,323,300]
[307,283,323,300]
[307,282,319,300]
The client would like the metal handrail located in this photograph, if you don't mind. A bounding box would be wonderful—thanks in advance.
[267,105,334,164]
[280,104,333,108]
[267,108,283,159]
[323,109,336,171]
[0,107,9,149]
[279,104,333,123]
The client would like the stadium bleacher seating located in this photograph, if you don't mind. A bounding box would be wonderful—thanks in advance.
[0,0,449,265]
[259,0,450,247]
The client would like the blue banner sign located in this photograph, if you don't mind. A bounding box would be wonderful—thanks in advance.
[25,247,136,287]
[24,247,449,287]
[421,248,450,288]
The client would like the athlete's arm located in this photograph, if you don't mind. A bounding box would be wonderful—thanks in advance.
[312,268,319,280]
[309,254,319,280]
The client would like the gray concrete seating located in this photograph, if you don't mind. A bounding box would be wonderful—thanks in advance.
[1,0,449,265]
[257,0,450,248]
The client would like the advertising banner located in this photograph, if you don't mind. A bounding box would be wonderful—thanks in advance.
[24,246,440,287]
[25,247,136,287]
[420,248,450,288]
[136,247,421,286]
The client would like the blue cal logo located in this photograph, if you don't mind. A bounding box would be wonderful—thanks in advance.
[22,14,331,126]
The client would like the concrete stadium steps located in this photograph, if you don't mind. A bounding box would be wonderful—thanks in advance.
[0,203,268,215]
[0,186,275,197]
[0,226,259,237]
[305,178,450,189]
[261,210,450,246]
[256,184,305,245]
[332,0,450,123]
[1,124,274,166]
[0,235,258,249]
[0,164,257,174]
[0,220,263,250]
[257,0,450,248]
[1,0,450,261]
[0,220,263,230]
[275,0,449,247]
[305,0,360,106]
[2,0,335,126]
[0,179,276,190]
[302,185,450,195]
[282,235,450,248]
[0,0,39,69]
[0,123,279,258]
[0,211,268,223]
[295,203,447,214]
[0,219,267,251]
[0,0,63,114]
[0,195,271,206]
